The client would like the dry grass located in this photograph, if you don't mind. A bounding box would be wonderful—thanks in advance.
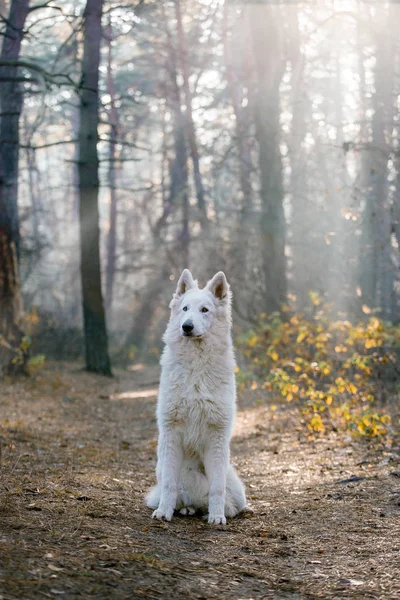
[0,362,399,599]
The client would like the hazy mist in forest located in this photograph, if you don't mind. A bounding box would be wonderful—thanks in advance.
[3,0,400,360]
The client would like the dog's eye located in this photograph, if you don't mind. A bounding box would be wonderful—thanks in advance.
[183,306,188,312]
[201,307,209,313]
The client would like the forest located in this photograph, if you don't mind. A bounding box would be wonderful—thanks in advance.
[0,0,400,598]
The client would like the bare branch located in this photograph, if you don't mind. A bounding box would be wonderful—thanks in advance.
[28,2,63,13]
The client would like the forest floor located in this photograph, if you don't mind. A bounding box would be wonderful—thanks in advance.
[0,362,400,600]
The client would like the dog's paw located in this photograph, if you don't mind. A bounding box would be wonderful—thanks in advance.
[208,513,226,525]
[152,508,173,522]
[225,503,238,518]
[179,506,195,516]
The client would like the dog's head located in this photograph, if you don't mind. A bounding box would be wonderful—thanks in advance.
[167,269,232,341]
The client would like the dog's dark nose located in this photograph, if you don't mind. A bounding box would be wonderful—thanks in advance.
[182,321,194,334]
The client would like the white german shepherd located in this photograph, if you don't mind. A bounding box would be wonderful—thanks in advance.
[145,269,248,524]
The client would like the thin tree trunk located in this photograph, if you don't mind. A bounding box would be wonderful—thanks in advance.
[174,0,207,227]
[248,4,286,313]
[105,19,118,312]
[78,0,112,375]
[0,0,30,375]
[24,140,41,244]
[154,7,191,267]
[359,7,393,316]
[158,66,190,267]
[71,37,80,220]
[222,2,255,319]
[391,2,400,287]
[222,4,253,210]
[377,6,396,321]
[286,5,310,310]
[325,43,353,310]
[126,263,170,359]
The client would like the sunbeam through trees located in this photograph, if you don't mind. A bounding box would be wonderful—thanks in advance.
[1,2,400,598]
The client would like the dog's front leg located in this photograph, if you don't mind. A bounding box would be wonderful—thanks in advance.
[152,428,182,522]
[204,435,229,525]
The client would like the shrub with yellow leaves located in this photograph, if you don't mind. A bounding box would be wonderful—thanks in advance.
[237,294,398,437]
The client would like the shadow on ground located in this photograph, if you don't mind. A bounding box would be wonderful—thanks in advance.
[0,362,399,599]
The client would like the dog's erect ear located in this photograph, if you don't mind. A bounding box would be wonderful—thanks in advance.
[175,269,196,296]
[207,271,229,300]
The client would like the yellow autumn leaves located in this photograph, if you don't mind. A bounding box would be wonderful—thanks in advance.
[238,298,397,437]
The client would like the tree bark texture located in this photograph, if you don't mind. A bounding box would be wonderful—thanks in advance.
[78,0,112,375]
[0,0,29,259]
[105,20,118,312]
[0,0,30,374]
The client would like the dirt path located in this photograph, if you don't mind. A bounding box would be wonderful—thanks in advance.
[0,363,399,599]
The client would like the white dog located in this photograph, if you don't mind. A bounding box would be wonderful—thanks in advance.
[145,269,248,524]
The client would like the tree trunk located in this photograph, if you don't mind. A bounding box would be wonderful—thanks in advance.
[286,5,311,310]
[0,0,29,260]
[222,3,255,319]
[377,6,396,321]
[359,7,393,316]
[174,0,207,227]
[248,4,286,313]
[155,7,190,268]
[223,4,253,211]
[105,19,118,313]
[24,141,41,244]
[126,263,171,360]
[78,0,112,375]
[0,0,30,375]
[71,37,81,221]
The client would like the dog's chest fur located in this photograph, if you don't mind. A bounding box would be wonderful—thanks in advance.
[159,346,235,453]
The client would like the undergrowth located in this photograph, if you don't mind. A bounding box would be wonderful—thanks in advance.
[237,294,400,437]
